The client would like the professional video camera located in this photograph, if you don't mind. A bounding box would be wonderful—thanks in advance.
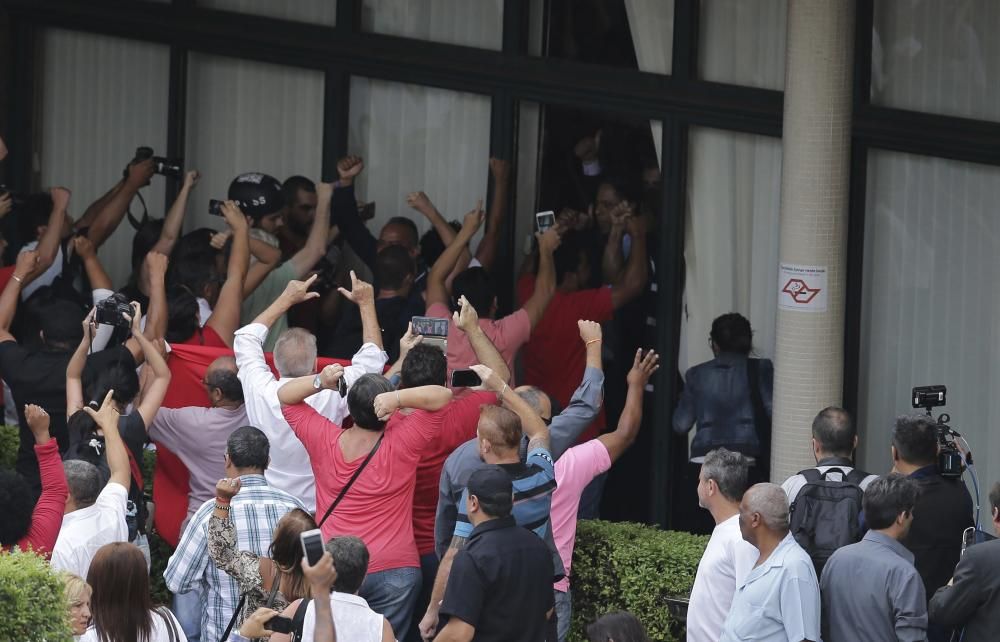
[124,146,183,180]
[911,385,965,479]
[94,292,134,330]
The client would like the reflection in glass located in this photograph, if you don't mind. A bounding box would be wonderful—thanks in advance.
[361,0,502,50]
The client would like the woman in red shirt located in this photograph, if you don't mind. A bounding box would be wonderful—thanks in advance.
[0,404,68,556]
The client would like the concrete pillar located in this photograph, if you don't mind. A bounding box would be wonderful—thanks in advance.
[771,0,855,481]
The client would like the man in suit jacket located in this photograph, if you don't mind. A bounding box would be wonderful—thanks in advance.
[928,482,1000,642]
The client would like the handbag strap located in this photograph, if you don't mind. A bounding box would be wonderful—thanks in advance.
[291,597,313,642]
[318,432,384,528]
[219,593,247,642]
[264,563,282,608]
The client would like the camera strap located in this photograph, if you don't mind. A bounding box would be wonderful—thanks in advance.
[126,190,149,230]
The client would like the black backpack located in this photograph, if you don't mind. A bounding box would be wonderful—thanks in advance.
[788,467,868,577]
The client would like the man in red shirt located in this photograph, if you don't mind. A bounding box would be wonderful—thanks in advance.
[392,295,512,642]
[424,206,561,380]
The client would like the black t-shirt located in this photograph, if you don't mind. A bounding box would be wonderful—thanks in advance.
[64,410,149,536]
[440,516,554,642]
[0,341,136,490]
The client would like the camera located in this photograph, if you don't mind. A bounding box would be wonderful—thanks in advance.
[911,385,964,479]
[124,146,183,180]
[94,292,134,329]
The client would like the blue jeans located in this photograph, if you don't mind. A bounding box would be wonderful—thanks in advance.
[403,553,440,642]
[554,588,571,642]
[359,565,422,637]
[171,588,203,642]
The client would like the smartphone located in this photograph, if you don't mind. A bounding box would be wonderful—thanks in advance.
[450,369,482,388]
[300,528,324,566]
[536,210,555,233]
[338,376,348,397]
[412,316,449,353]
[264,615,293,634]
[208,199,224,217]
[359,201,376,221]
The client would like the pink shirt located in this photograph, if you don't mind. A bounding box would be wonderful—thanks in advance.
[551,439,612,592]
[282,403,445,573]
[425,302,530,380]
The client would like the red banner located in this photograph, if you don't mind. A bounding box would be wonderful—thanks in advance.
[154,344,350,547]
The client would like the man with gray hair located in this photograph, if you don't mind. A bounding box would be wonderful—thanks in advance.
[234,272,386,512]
[720,483,821,642]
[688,448,758,642]
[821,473,926,642]
[51,390,132,579]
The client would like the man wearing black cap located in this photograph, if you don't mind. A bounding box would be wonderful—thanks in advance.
[228,172,334,350]
[434,466,554,642]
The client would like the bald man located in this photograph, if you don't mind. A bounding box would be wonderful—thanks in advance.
[720,483,821,642]
[148,355,248,526]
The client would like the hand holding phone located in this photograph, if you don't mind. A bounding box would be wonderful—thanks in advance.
[450,369,482,388]
[300,528,324,566]
[536,210,555,233]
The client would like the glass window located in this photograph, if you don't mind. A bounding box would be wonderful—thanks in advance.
[535,0,674,74]
[347,77,491,244]
[872,0,1000,121]
[200,0,337,26]
[698,0,786,89]
[681,128,782,372]
[185,53,324,230]
[858,149,1000,496]
[38,29,170,285]
[361,0,503,51]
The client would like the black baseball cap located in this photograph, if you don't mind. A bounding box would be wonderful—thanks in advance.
[228,172,285,219]
[467,465,513,502]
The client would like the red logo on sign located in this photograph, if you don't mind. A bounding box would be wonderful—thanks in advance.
[782,278,820,304]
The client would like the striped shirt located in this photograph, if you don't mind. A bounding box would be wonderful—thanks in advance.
[163,474,308,642]
[454,448,556,540]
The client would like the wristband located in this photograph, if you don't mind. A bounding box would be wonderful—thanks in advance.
[11,274,23,284]
[497,383,508,400]
[396,390,402,407]
[586,338,602,346]
[215,496,231,505]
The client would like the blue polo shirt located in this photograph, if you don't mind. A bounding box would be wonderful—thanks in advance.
[721,532,821,642]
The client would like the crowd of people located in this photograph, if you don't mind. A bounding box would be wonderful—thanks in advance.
[0,131,668,642]
[0,126,996,642]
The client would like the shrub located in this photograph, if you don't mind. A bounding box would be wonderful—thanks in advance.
[0,424,18,470]
[569,520,708,642]
[0,549,74,642]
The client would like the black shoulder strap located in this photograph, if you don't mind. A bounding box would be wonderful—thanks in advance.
[318,432,385,528]
[263,563,282,608]
[291,597,313,642]
[799,468,823,482]
[219,594,247,642]
[845,468,870,486]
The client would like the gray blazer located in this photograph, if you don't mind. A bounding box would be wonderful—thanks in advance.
[928,537,1000,642]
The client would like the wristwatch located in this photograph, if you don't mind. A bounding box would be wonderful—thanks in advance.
[313,374,323,389]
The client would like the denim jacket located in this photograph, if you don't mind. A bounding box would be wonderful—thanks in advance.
[672,352,773,459]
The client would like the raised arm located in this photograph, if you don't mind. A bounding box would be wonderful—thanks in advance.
[601,201,631,284]
[66,310,97,415]
[385,322,422,380]
[374,385,452,418]
[72,236,113,291]
[0,250,39,341]
[474,158,511,273]
[35,187,71,275]
[521,228,560,328]
[598,349,658,462]
[408,191,470,278]
[252,274,321,330]
[338,270,382,350]
[151,170,199,256]
[205,201,250,347]
[610,213,649,309]
[74,181,121,232]
[278,363,345,406]
[426,203,483,310]
[330,156,377,271]
[128,302,171,426]
[142,252,169,341]
[83,389,131,489]
[473,364,549,451]
[84,159,154,249]
[289,181,333,278]
[242,235,282,297]
[452,295,510,383]
[547,321,605,459]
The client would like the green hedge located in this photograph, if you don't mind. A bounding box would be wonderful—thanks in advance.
[570,520,708,642]
[0,549,74,641]
[0,424,17,469]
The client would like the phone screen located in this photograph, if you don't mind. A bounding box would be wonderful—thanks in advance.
[412,316,449,337]
[265,615,293,634]
[300,529,324,566]
[450,369,482,388]
[208,199,224,217]
[536,210,555,232]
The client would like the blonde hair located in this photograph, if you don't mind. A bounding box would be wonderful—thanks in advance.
[61,572,91,606]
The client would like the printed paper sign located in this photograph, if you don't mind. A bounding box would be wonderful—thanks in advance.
[778,264,827,312]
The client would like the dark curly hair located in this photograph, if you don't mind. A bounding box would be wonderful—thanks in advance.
[400,344,447,389]
[0,470,35,546]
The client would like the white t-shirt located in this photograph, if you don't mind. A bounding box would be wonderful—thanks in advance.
[686,514,759,642]
[81,607,188,642]
[51,482,129,580]
[301,592,385,642]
